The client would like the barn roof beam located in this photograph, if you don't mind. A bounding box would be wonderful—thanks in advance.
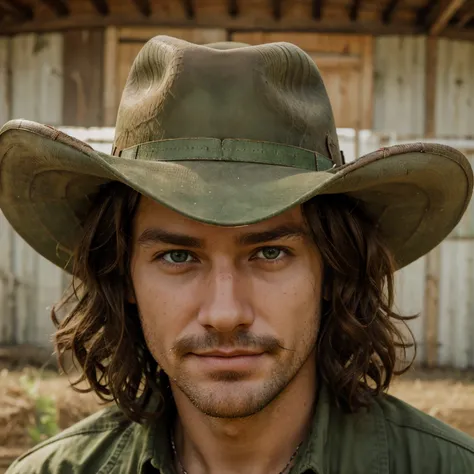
[382,0,401,24]
[0,0,33,20]
[182,0,195,19]
[132,0,151,17]
[40,0,70,17]
[312,0,322,19]
[349,0,362,22]
[272,0,282,20]
[90,0,109,16]
[228,0,239,17]
[457,8,474,27]
[430,0,467,34]
[416,0,440,27]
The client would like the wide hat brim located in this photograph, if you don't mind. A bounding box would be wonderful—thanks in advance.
[0,120,472,275]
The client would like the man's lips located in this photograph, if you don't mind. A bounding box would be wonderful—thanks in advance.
[192,349,265,357]
[186,349,266,371]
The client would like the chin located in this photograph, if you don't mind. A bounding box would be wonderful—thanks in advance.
[182,378,287,419]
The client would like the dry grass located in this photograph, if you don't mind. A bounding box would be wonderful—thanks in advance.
[0,368,104,451]
[389,367,474,436]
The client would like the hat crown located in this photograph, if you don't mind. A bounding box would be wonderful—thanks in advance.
[114,36,342,165]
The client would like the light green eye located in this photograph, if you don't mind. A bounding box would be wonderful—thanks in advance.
[259,247,283,260]
[163,251,192,263]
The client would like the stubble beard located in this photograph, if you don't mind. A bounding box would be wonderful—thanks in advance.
[170,345,316,419]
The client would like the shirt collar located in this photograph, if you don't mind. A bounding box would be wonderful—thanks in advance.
[142,384,389,474]
[293,384,389,474]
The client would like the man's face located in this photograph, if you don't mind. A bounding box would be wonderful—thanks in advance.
[130,197,323,418]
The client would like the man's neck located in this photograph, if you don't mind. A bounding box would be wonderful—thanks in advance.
[170,360,317,474]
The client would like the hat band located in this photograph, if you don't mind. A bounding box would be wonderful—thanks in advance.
[118,138,334,172]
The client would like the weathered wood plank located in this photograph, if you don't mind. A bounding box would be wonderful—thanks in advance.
[438,240,474,368]
[360,36,374,129]
[11,34,36,121]
[373,36,426,135]
[394,256,427,364]
[10,33,63,124]
[35,255,64,348]
[118,26,226,43]
[103,26,118,126]
[11,234,39,345]
[425,36,437,137]
[0,37,10,126]
[63,29,104,126]
[430,0,467,35]
[35,33,63,124]
[423,246,441,367]
[435,39,474,137]
[0,213,13,344]
[450,154,474,238]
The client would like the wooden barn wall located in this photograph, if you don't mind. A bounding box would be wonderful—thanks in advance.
[373,36,426,135]
[63,29,104,126]
[11,33,63,124]
[435,39,474,138]
[0,38,9,126]
[373,36,474,138]
[0,30,104,127]
[380,138,474,369]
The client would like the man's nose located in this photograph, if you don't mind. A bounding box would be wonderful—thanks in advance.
[197,268,254,333]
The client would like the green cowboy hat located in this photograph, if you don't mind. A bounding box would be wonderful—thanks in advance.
[0,36,472,274]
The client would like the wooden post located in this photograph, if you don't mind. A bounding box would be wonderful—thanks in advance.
[423,35,440,367]
[103,26,118,127]
[361,36,374,130]
[425,36,437,138]
[424,246,441,368]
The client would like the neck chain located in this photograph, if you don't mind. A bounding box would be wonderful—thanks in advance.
[170,431,302,474]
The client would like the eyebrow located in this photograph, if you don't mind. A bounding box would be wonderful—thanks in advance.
[137,229,203,248]
[237,224,308,246]
[136,224,308,249]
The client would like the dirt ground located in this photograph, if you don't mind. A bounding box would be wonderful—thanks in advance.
[1,362,474,470]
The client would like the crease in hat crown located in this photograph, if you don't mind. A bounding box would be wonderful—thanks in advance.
[112,35,343,168]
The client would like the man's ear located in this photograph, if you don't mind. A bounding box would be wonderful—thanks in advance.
[127,290,136,305]
[126,276,137,304]
[322,284,330,302]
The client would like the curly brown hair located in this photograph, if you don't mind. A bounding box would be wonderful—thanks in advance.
[52,181,416,423]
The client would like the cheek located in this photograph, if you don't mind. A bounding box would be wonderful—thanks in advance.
[131,265,191,355]
[256,266,322,340]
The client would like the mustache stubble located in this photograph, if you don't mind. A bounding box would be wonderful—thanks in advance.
[170,331,294,357]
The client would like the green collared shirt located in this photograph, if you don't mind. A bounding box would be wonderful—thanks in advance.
[7,385,474,474]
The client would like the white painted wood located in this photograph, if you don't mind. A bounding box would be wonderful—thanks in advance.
[11,34,36,121]
[438,241,474,368]
[36,33,63,125]
[12,235,39,345]
[435,39,474,137]
[35,255,64,347]
[0,212,13,344]
[0,38,10,126]
[394,255,427,362]
[450,153,474,239]
[373,36,425,135]
[373,37,393,133]
[11,33,63,125]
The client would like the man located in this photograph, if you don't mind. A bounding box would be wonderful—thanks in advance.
[1,36,474,474]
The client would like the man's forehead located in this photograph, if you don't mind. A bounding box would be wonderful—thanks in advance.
[133,196,307,237]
